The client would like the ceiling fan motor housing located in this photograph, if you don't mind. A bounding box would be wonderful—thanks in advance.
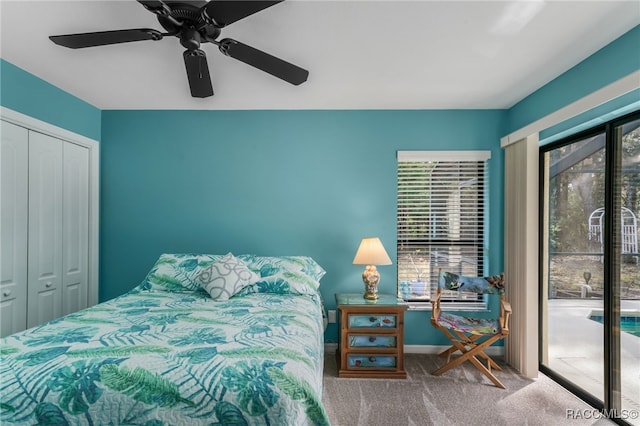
[157,2,220,46]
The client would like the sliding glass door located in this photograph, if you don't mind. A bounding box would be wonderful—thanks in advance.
[617,117,640,422]
[540,111,640,425]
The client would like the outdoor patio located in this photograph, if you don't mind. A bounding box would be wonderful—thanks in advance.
[547,298,640,424]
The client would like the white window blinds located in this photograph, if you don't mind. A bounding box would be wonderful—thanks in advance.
[397,151,490,304]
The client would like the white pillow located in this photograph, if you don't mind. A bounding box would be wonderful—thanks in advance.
[195,253,259,300]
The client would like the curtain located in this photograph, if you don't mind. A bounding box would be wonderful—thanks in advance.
[503,135,539,378]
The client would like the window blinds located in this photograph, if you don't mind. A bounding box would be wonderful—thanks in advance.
[397,151,490,302]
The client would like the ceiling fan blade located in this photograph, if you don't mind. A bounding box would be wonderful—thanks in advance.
[136,0,168,10]
[218,38,308,85]
[50,29,163,49]
[183,49,214,98]
[203,1,283,27]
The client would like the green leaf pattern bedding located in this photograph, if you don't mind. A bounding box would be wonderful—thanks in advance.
[0,254,329,426]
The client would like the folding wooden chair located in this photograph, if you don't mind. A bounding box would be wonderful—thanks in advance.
[430,270,511,388]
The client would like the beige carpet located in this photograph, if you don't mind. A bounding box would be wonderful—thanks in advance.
[322,353,613,426]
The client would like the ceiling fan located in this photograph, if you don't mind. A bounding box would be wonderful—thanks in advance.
[49,0,308,98]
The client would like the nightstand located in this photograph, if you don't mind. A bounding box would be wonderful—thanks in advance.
[335,293,407,379]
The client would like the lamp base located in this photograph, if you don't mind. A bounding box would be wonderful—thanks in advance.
[362,265,380,300]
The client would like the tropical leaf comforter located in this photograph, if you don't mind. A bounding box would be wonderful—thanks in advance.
[0,254,329,426]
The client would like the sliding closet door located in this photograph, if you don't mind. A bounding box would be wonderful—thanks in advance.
[62,142,90,316]
[27,131,63,328]
[0,122,28,337]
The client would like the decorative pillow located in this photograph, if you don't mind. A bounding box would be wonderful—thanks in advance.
[237,255,326,284]
[142,253,223,292]
[195,253,260,300]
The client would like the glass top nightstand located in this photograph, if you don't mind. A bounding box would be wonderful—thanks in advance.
[335,293,407,379]
[335,293,407,307]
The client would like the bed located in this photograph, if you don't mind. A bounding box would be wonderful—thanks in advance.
[0,253,329,426]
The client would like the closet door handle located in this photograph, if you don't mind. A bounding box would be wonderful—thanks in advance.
[45,282,53,288]
[2,290,11,297]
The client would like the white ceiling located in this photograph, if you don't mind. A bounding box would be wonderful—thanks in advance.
[1,1,638,110]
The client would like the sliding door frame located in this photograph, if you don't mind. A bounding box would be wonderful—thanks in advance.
[538,110,639,425]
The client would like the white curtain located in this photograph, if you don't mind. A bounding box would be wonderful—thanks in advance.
[503,134,539,378]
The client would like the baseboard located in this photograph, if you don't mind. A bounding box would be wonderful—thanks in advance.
[324,343,504,356]
[324,343,338,354]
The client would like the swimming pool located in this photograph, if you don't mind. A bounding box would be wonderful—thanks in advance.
[589,310,640,337]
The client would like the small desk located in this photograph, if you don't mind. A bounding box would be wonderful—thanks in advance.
[335,293,407,379]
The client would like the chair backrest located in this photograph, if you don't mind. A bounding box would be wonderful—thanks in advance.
[438,270,505,295]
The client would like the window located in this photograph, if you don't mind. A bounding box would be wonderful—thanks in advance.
[396,151,491,309]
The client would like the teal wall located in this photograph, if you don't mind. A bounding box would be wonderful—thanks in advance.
[100,109,506,344]
[0,59,101,141]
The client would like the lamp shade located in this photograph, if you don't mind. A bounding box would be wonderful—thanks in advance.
[352,237,392,265]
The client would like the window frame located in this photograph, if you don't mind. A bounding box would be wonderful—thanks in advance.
[396,150,491,311]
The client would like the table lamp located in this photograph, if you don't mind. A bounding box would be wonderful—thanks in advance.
[353,237,392,300]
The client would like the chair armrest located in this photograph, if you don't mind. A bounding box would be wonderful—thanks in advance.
[500,298,512,334]
[430,290,442,326]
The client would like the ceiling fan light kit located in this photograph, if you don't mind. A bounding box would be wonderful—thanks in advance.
[49,0,308,98]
